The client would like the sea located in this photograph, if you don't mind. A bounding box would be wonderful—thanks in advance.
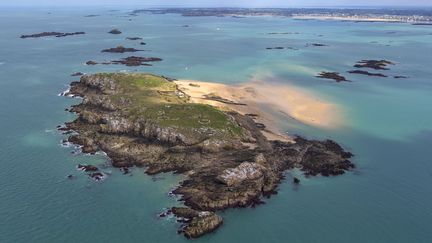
[0,6,431,243]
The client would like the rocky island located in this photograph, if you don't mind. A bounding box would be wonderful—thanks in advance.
[20,31,85,38]
[86,56,162,66]
[316,72,349,82]
[62,73,354,238]
[101,46,143,53]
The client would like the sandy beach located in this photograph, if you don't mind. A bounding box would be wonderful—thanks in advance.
[175,79,342,141]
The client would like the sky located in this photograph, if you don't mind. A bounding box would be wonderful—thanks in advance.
[1,0,431,7]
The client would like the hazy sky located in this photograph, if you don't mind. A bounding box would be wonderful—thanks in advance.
[2,0,432,7]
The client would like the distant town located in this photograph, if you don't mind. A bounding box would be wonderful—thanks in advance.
[132,8,432,24]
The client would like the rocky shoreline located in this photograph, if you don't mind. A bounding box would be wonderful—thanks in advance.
[61,73,354,238]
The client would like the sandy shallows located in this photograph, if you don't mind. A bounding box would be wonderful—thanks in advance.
[175,80,343,141]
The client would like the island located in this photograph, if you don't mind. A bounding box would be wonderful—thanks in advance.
[61,73,354,238]
[20,31,85,38]
[101,46,143,53]
[108,29,122,34]
[316,72,349,82]
[85,56,162,66]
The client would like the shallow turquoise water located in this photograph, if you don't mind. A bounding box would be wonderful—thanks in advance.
[1,7,432,243]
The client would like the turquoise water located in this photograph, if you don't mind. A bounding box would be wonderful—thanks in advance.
[1,7,432,243]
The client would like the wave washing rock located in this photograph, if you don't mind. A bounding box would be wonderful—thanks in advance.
[61,73,355,238]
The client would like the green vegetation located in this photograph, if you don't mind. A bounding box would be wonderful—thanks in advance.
[96,73,244,138]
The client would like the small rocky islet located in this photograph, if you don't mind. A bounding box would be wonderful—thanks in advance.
[86,56,162,66]
[20,31,85,38]
[101,46,143,53]
[317,59,407,82]
[61,73,355,238]
[316,72,350,82]
[108,29,122,34]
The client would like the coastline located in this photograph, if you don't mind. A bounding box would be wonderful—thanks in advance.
[60,73,354,238]
[175,79,343,140]
[292,15,403,23]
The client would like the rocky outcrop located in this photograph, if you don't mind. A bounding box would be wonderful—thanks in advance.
[316,72,349,82]
[61,73,355,238]
[171,207,223,238]
[216,162,266,186]
[101,46,143,53]
[126,37,143,40]
[348,70,387,77]
[20,31,85,38]
[108,29,122,34]
[354,60,394,70]
[85,56,162,66]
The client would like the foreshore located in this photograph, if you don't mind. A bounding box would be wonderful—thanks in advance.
[175,79,342,140]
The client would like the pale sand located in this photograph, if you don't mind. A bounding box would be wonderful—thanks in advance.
[175,80,343,142]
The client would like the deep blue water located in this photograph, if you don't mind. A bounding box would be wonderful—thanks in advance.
[0,7,431,243]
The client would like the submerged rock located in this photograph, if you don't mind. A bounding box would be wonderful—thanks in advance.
[71,72,85,77]
[316,72,349,82]
[126,37,143,40]
[85,56,162,66]
[77,164,99,172]
[354,60,394,70]
[101,46,143,53]
[20,31,85,38]
[108,29,122,34]
[348,70,387,77]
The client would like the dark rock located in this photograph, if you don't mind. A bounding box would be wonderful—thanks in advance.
[71,72,84,77]
[20,31,85,39]
[77,164,99,172]
[202,94,247,105]
[84,14,99,17]
[293,177,300,184]
[111,56,162,66]
[139,42,147,45]
[101,46,143,53]
[348,70,387,77]
[89,172,105,181]
[85,56,161,66]
[245,113,259,118]
[316,72,349,82]
[307,43,327,47]
[108,29,122,34]
[67,174,76,179]
[266,47,285,50]
[394,75,408,79]
[126,37,143,40]
[354,60,394,70]
[86,61,98,65]
[120,167,130,174]
[267,32,300,35]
